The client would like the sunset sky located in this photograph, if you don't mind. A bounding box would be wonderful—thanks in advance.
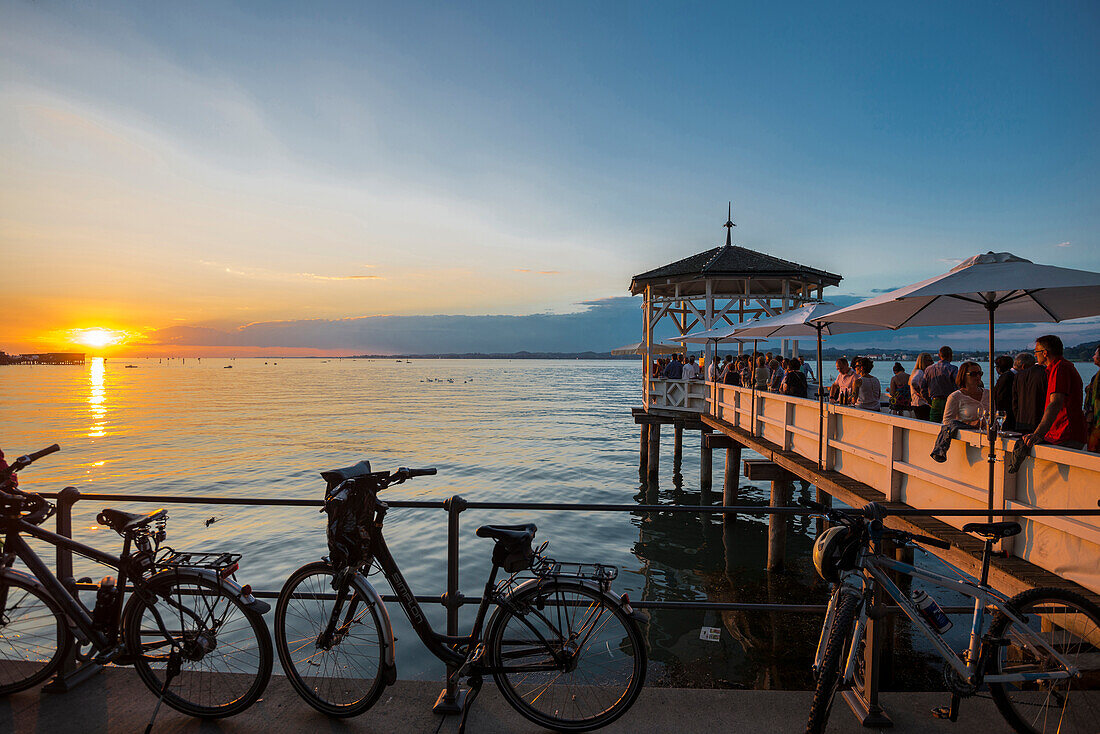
[3,1,1099,355]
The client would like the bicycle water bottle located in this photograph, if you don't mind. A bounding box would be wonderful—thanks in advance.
[912,589,952,634]
[92,575,118,631]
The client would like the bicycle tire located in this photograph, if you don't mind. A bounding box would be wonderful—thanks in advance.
[987,586,1100,734]
[123,572,272,718]
[486,579,646,732]
[274,561,389,717]
[0,573,73,695]
[805,590,860,734]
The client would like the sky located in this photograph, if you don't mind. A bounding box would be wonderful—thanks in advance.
[2,1,1098,356]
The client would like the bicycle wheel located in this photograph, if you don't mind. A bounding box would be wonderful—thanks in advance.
[274,561,388,717]
[0,574,72,695]
[806,590,861,734]
[988,587,1100,734]
[486,579,646,732]
[123,573,272,718]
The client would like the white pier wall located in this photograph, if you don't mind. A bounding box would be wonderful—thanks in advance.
[709,383,1100,595]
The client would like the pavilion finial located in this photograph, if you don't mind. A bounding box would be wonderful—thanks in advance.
[724,201,735,247]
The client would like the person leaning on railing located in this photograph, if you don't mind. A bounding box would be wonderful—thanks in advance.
[920,346,959,423]
[1023,335,1086,451]
[909,352,934,421]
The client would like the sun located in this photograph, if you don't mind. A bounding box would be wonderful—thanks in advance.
[72,328,125,348]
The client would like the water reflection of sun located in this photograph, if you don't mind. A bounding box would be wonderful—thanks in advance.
[88,357,107,438]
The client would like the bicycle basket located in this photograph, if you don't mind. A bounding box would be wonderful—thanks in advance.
[323,469,379,572]
[492,536,535,573]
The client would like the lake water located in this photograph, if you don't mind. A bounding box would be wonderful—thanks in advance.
[1,356,1095,689]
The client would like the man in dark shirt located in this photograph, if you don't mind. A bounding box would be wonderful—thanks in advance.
[991,355,1016,430]
[1012,352,1047,434]
[920,346,958,423]
[664,354,683,380]
[1024,335,1086,449]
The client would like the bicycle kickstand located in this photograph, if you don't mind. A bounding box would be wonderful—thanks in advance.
[931,692,961,722]
[144,649,182,734]
[456,675,483,734]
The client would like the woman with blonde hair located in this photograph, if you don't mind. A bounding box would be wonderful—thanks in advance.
[910,352,934,421]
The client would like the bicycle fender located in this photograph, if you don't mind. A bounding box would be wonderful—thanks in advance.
[347,573,397,684]
[137,568,272,615]
[500,577,638,622]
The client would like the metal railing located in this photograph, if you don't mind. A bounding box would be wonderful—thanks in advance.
[29,487,1100,722]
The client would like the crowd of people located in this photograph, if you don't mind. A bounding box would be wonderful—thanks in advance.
[649,337,1099,455]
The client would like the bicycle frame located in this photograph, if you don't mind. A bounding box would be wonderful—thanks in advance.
[823,548,1080,689]
[337,529,584,676]
[1,514,128,651]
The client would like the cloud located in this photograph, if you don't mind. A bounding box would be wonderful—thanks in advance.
[1054,242,1072,248]
[199,260,383,282]
[869,286,900,293]
[515,269,562,275]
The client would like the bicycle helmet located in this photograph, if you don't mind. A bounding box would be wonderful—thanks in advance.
[813,526,860,583]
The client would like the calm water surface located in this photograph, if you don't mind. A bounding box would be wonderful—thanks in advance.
[3,356,1092,688]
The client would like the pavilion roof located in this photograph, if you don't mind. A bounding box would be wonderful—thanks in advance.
[629,244,842,296]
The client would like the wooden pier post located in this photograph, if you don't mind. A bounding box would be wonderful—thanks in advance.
[673,424,683,465]
[767,479,792,572]
[699,428,713,488]
[647,423,661,483]
[723,444,741,509]
[640,424,650,473]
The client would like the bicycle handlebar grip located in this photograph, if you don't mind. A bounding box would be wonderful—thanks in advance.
[27,444,60,462]
[408,468,437,477]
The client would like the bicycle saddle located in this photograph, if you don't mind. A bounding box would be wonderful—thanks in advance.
[98,507,167,534]
[476,524,536,543]
[320,461,372,484]
[961,521,1021,540]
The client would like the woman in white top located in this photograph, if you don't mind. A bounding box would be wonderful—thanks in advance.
[852,357,882,411]
[942,361,990,426]
[909,352,934,421]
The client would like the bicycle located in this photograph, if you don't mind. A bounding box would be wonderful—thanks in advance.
[0,445,274,723]
[802,498,1100,734]
[274,461,648,732]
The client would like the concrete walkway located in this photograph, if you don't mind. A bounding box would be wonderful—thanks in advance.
[2,670,1012,733]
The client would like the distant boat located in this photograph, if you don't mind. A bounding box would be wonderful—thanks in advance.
[124,365,138,368]
[224,365,233,369]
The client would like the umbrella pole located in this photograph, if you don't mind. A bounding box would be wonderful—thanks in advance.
[987,305,997,523]
[817,326,825,470]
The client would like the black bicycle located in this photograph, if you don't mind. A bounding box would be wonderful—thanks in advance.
[274,461,648,732]
[0,445,273,720]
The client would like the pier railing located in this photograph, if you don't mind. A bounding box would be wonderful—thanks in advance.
[646,377,709,413]
[709,382,1100,595]
[28,486,1100,725]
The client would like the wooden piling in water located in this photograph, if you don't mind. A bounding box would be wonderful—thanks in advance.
[673,424,683,465]
[640,424,650,473]
[767,479,792,571]
[647,424,661,482]
[699,428,712,487]
[723,444,741,508]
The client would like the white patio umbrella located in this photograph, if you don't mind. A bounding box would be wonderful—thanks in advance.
[731,303,889,467]
[610,341,682,356]
[818,251,1100,518]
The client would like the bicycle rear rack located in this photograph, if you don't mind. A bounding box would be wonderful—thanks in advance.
[156,549,241,573]
[532,557,618,584]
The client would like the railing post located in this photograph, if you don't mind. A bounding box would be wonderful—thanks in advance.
[433,494,468,714]
[44,487,102,693]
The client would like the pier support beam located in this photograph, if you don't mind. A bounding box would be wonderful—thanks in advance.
[673,424,683,466]
[647,424,661,483]
[723,445,742,508]
[640,424,650,474]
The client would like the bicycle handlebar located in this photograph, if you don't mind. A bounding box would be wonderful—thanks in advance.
[27,444,61,462]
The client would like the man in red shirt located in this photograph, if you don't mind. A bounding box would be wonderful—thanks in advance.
[1024,335,1086,450]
